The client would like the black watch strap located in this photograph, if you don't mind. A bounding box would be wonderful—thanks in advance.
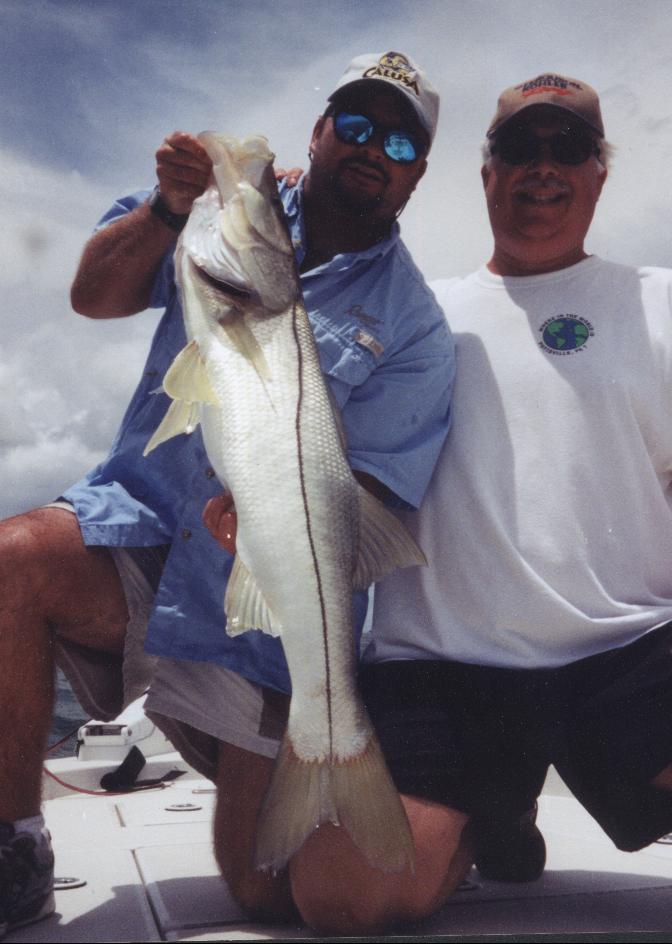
[148,186,189,232]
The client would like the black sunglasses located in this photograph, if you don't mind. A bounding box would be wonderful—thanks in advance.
[490,125,601,166]
[332,111,425,164]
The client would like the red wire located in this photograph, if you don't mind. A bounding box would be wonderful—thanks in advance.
[43,723,163,797]
[42,765,136,797]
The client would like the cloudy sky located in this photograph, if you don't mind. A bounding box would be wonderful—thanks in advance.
[3,0,672,519]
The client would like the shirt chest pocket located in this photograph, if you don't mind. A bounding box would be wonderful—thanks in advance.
[311,317,383,407]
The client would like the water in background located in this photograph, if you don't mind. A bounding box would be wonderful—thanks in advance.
[50,669,88,758]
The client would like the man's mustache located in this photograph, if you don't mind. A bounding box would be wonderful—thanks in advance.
[338,156,390,186]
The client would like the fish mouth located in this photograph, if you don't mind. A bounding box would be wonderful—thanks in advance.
[192,262,252,299]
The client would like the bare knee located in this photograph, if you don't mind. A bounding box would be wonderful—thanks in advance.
[0,508,83,609]
[293,863,468,936]
[291,799,473,935]
[214,742,297,924]
[0,511,50,594]
[0,508,127,652]
[293,880,399,935]
[651,762,672,791]
[214,830,297,924]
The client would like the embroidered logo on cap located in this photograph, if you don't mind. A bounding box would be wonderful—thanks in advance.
[519,74,585,99]
[363,51,420,97]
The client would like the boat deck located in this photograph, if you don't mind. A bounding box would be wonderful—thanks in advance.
[8,753,672,943]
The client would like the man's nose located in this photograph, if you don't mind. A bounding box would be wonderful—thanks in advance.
[527,140,557,167]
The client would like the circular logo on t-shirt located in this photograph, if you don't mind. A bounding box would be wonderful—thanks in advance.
[539,315,594,355]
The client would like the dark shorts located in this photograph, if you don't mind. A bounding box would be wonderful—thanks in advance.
[360,622,672,852]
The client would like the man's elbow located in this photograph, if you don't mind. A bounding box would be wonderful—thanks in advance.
[70,282,144,319]
[70,282,102,318]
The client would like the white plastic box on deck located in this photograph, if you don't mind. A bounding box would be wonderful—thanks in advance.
[76,695,172,762]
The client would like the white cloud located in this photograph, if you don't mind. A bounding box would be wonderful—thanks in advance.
[3,0,672,520]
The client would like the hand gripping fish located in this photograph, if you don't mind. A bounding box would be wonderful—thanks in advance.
[145,133,425,874]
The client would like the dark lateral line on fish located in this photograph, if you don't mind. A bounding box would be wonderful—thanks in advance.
[192,264,252,299]
[291,302,334,762]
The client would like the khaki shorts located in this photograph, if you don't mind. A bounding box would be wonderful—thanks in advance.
[146,661,287,781]
[51,502,287,783]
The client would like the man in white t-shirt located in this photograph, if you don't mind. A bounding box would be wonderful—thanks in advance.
[364,73,672,884]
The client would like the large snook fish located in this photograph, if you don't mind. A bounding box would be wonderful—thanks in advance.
[145,133,425,874]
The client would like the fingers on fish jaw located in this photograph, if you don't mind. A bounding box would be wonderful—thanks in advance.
[254,733,415,876]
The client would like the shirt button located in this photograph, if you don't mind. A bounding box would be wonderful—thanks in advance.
[181,529,192,540]
[205,467,216,478]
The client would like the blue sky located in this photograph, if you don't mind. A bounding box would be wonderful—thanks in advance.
[3,0,672,517]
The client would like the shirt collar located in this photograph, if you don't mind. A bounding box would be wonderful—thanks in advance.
[279,174,401,273]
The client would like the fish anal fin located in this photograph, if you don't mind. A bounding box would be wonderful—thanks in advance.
[144,399,200,456]
[254,733,415,875]
[353,484,427,590]
[224,555,281,637]
[163,339,218,405]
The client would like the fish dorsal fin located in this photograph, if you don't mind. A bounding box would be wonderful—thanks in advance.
[353,484,427,590]
[143,399,201,456]
[224,554,282,637]
[163,339,218,405]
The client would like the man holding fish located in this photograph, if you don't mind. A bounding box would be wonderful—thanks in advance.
[0,53,460,937]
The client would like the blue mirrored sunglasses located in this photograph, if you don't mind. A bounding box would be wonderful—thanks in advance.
[333,111,425,164]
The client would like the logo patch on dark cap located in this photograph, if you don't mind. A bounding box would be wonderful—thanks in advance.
[519,74,585,99]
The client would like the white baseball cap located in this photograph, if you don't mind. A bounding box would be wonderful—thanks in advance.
[328,51,440,141]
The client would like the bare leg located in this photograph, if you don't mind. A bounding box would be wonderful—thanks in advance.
[0,508,128,822]
[651,765,672,790]
[214,742,298,923]
[290,796,472,935]
[213,740,473,935]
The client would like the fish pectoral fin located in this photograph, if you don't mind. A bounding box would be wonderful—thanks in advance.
[163,339,218,405]
[143,399,200,456]
[224,555,281,637]
[144,341,217,455]
[254,733,415,875]
[218,317,272,384]
[353,484,427,589]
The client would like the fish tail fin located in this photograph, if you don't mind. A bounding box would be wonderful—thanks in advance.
[254,734,415,875]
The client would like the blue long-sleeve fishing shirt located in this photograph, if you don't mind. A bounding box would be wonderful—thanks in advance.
[63,178,454,692]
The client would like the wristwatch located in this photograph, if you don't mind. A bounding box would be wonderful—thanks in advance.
[147,186,189,232]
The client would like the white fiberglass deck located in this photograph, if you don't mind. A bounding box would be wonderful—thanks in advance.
[8,753,672,943]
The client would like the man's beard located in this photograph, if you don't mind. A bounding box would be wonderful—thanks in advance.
[326,158,390,217]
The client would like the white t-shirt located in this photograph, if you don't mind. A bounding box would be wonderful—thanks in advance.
[367,257,672,668]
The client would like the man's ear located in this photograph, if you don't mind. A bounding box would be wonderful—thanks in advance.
[413,157,428,189]
[310,115,327,155]
[481,163,491,190]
